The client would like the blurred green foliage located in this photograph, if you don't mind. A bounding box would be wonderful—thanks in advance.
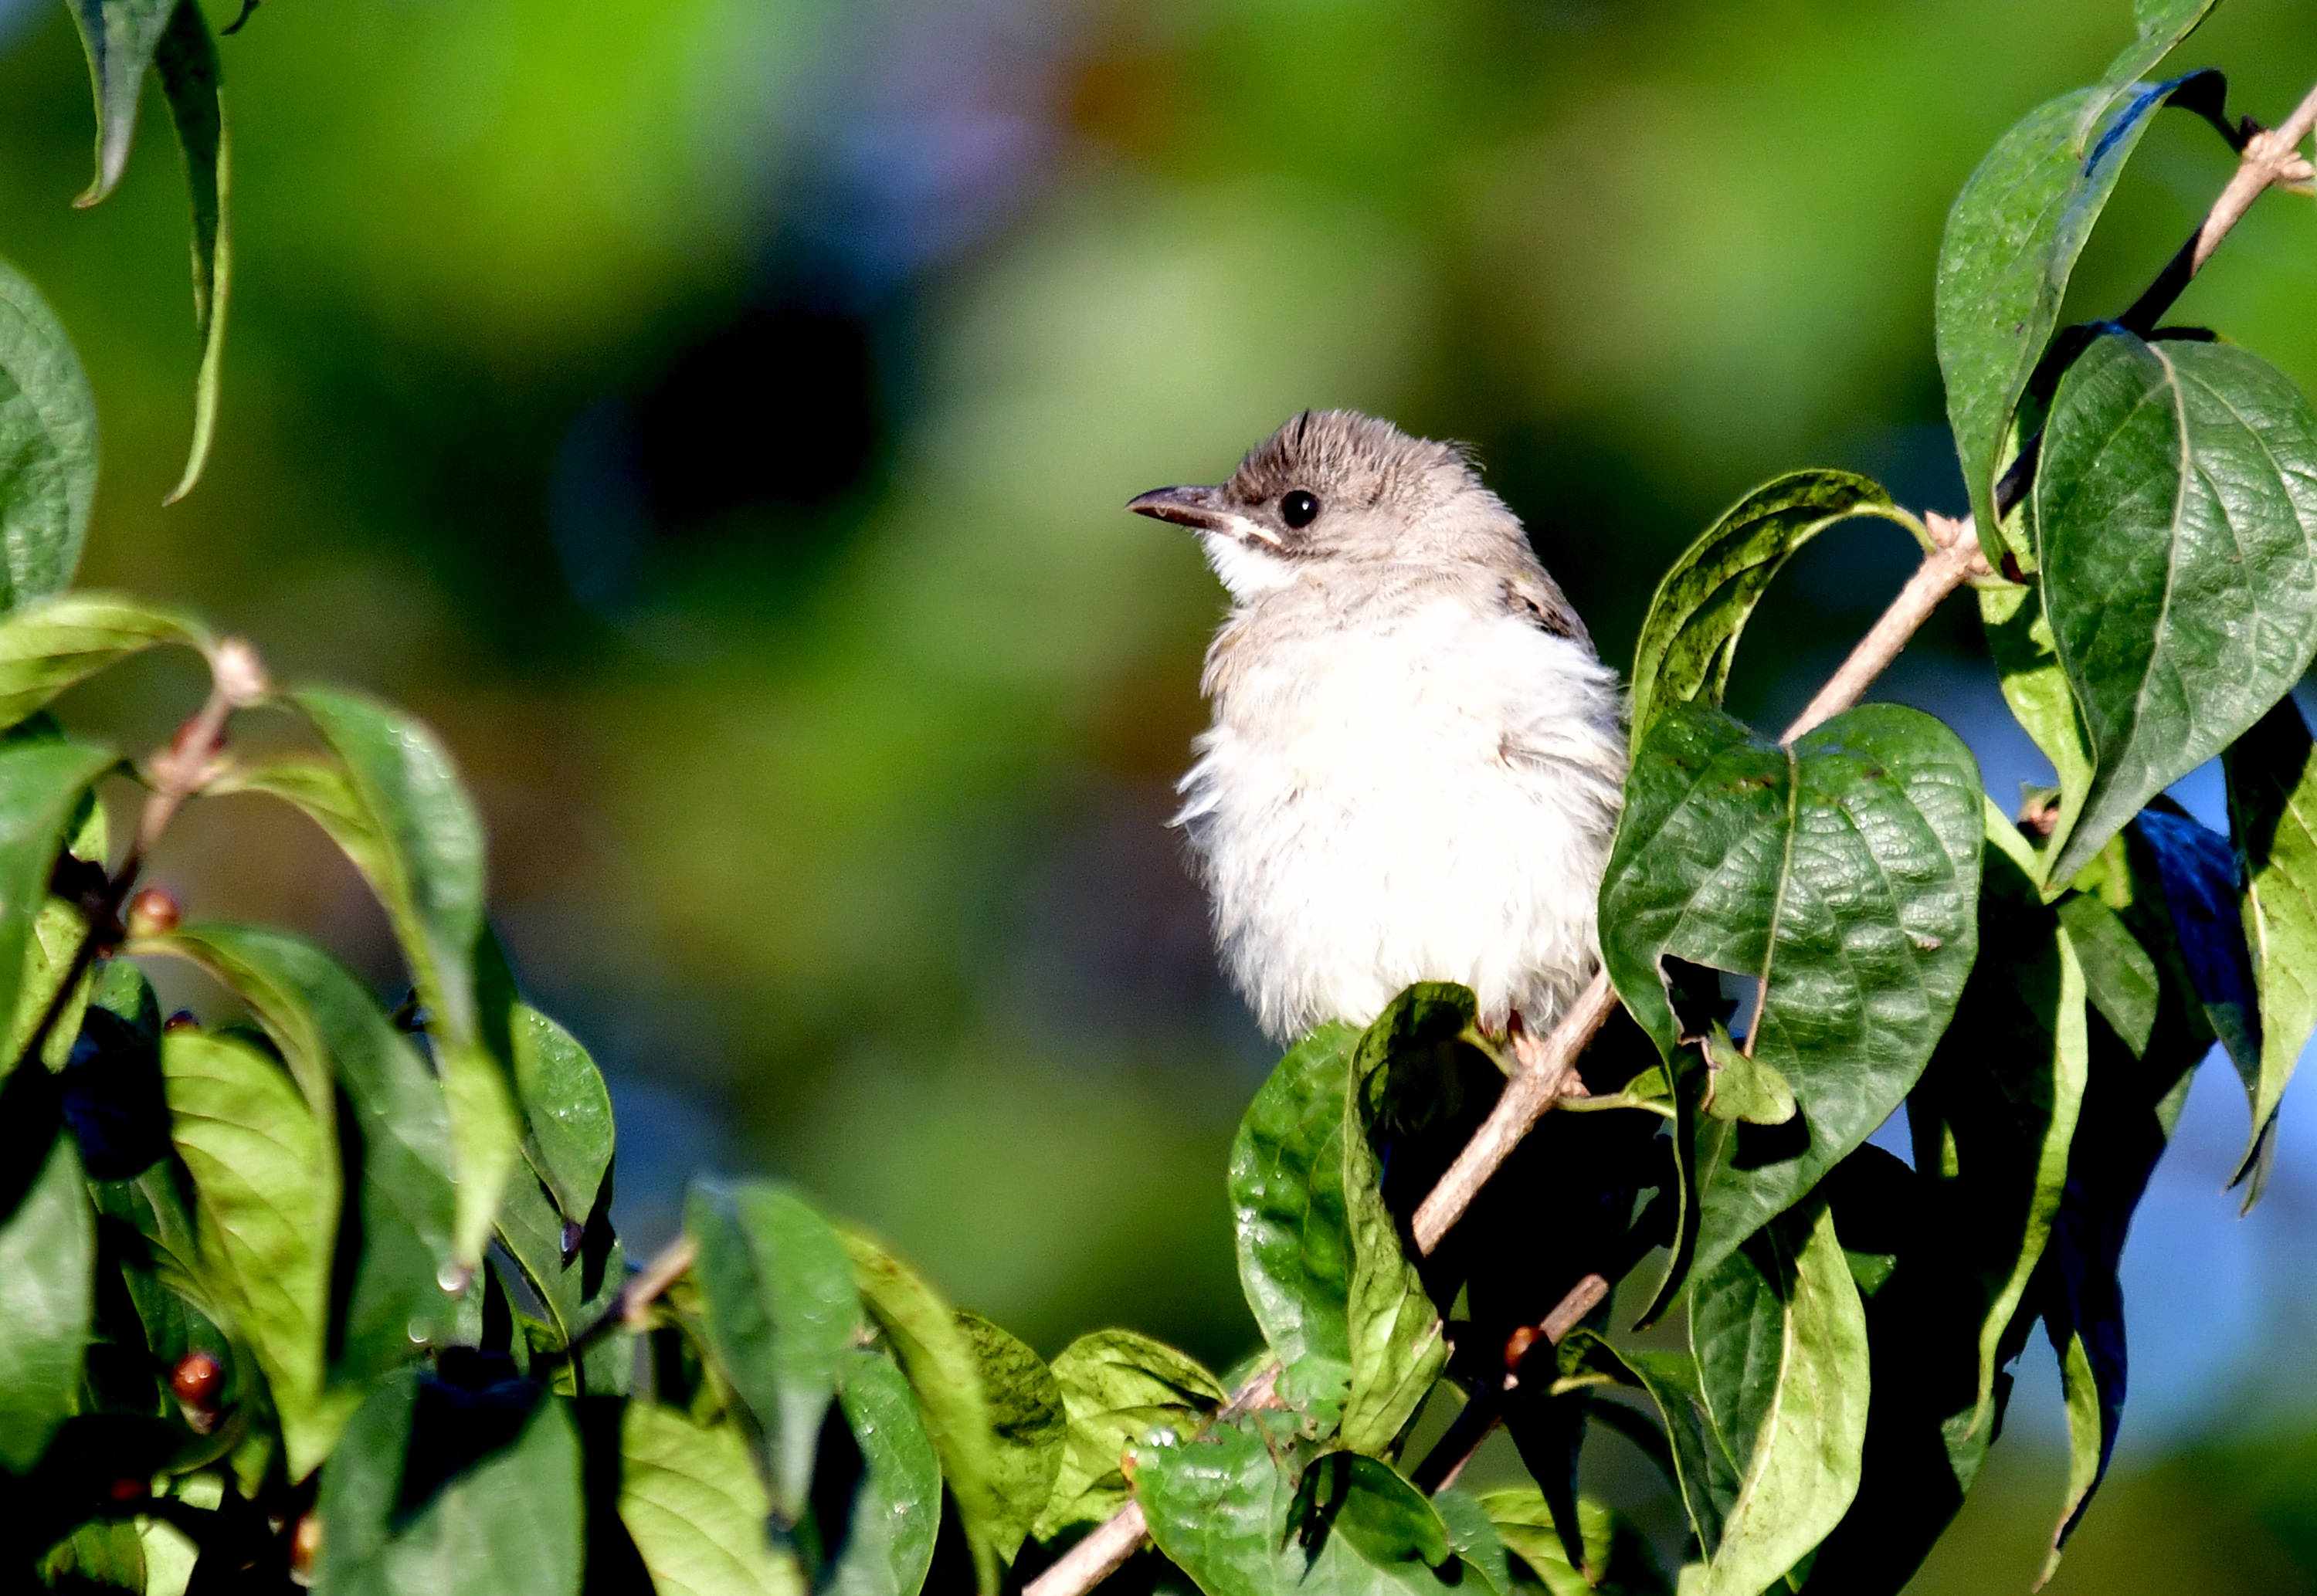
[8,1,2317,1584]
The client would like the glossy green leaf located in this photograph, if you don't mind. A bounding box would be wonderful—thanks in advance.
[2129,808,2262,1170]
[1340,1033,1447,1454]
[1033,1329,1225,1538]
[1228,1022,1359,1426]
[2224,696,2317,1194]
[66,0,178,205]
[8,780,105,1073]
[619,1401,805,1596]
[0,1129,93,1470]
[2038,332,2317,882]
[226,690,515,1267]
[154,0,227,504]
[1979,581,2094,877]
[2098,0,2221,92]
[1791,1149,1990,1596]
[1600,703,1980,1287]
[41,1520,145,1588]
[0,738,113,1081]
[313,1369,584,1596]
[162,1028,341,1476]
[494,1159,628,1397]
[149,923,460,1377]
[1906,808,2090,1429]
[1429,1489,1511,1596]
[513,1005,614,1223]
[1687,1205,1868,1596]
[826,1349,941,1596]
[1476,1489,1673,1596]
[0,258,96,611]
[0,595,210,734]
[686,1179,860,1517]
[952,1311,1065,1569]
[2054,894,2157,1059]
[840,1230,1016,1593]
[1627,470,1919,747]
[1134,1416,1479,1596]
[1561,1337,1739,1556]
[1936,80,2209,557]
[2042,1329,2105,1589]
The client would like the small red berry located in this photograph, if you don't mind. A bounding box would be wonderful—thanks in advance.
[164,1010,199,1032]
[171,1350,223,1408]
[1503,1324,1538,1370]
[127,887,181,939]
[110,1477,146,1503]
[290,1513,322,1574]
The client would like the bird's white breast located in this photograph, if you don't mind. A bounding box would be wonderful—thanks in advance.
[1177,586,1625,1042]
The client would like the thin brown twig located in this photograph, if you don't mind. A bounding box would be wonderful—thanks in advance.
[1413,1272,1610,1494]
[1027,77,2317,1596]
[14,640,264,1072]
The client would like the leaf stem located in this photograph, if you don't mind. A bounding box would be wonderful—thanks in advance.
[1408,1272,1610,1495]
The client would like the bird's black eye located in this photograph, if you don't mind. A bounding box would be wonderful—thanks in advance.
[1280,490,1320,529]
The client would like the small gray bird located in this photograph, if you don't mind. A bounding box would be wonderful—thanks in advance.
[1131,411,1626,1046]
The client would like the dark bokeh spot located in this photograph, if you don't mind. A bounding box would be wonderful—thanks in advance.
[630,301,883,532]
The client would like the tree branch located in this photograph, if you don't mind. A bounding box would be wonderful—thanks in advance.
[1025,79,2317,1596]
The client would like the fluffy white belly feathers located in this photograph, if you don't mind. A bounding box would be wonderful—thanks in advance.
[1133,411,1626,1044]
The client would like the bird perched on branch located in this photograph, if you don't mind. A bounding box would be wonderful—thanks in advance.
[1131,410,1625,1045]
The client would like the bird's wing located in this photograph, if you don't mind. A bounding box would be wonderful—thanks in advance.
[1501,571,1593,654]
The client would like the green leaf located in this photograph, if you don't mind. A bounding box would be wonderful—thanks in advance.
[1228,1022,1359,1426]
[1562,1337,1740,1555]
[1134,1419,1479,1595]
[2041,1329,2104,1590]
[313,1369,584,1595]
[1600,703,1981,1288]
[685,1180,861,1517]
[494,1157,629,1398]
[839,1231,1019,1594]
[619,1401,806,1596]
[0,594,213,735]
[1936,82,2208,557]
[0,1128,94,1470]
[1686,1205,1868,1596]
[162,1027,341,1476]
[1979,580,2094,876]
[0,738,114,1082]
[9,777,106,1073]
[0,258,97,612]
[1430,1489,1511,1596]
[1627,471,1921,747]
[2099,0,2222,92]
[2224,696,2317,1197]
[952,1311,1066,1570]
[2054,894,2157,1059]
[513,1005,614,1224]
[148,923,460,1380]
[1033,1329,1225,1539]
[1789,1150,1989,1596]
[1905,806,2091,1432]
[826,1350,941,1596]
[1699,1025,1795,1127]
[223,691,514,1267]
[2129,808,2261,1133]
[66,0,178,206]
[41,1520,145,1588]
[2038,332,2317,882]
[1341,1037,1447,1455]
[153,0,227,505]
[1476,1489,1673,1596]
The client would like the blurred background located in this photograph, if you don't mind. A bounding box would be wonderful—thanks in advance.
[5,0,2317,1586]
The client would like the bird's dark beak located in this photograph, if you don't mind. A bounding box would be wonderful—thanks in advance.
[1127,484,1281,547]
[1128,483,1230,532]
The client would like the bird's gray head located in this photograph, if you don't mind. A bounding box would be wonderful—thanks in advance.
[1128,410,1526,600]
